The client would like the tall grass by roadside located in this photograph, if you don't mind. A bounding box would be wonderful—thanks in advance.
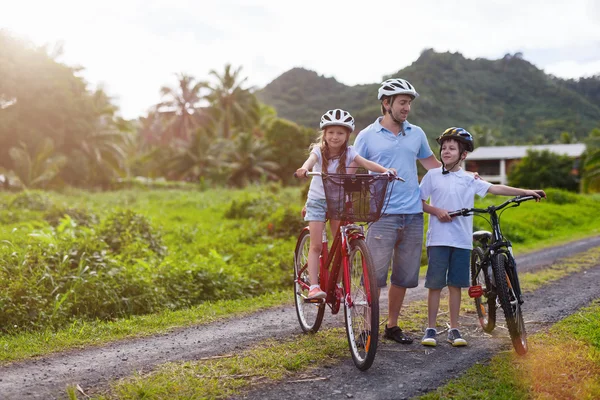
[418,299,600,400]
[0,187,598,337]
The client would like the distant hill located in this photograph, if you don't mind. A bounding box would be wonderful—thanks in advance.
[256,50,600,144]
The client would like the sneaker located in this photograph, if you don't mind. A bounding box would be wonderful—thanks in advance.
[447,328,468,347]
[384,325,413,344]
[421,328,437,347]
[307,286,326,299]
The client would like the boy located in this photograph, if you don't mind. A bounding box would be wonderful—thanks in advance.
[419,127,545,347]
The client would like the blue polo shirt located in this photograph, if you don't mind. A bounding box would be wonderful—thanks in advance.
[354,117,433,214]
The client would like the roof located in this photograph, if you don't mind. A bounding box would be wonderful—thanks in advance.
[468,143,586,161]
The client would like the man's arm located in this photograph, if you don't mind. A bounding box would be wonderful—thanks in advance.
[419,154,442,170]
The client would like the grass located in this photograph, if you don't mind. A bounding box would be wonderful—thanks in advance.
[88,329,349,399]
[73,247,600,399]
[417,300,600,400]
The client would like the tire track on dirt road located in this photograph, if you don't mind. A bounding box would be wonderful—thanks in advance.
[1,236,599,399]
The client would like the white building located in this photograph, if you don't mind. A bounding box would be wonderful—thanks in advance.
[464,143,586,184]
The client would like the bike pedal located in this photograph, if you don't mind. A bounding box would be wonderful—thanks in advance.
[304,297,324,304]
[468,285,483,298]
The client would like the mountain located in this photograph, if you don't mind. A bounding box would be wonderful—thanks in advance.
[256,50,600,143]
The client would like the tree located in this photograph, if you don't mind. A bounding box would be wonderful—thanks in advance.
[206,64,259,138]
[264,118,313,184]
[581,128,600,193]
[225,132,279,187]
[559,131,576,144]
[165,126,223,181]
[157,73,207,144]
[0,31,131,188]
[507,149,579,192]
[8,138,66,188]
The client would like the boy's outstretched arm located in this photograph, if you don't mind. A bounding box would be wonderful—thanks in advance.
[488,185,546,201]
[422,199,452,222]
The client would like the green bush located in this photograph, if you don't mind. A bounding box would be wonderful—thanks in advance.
[543,188,580,205]
[9,191,53,211]
[44,206,98,227]
[98,209,166,257]
[224,194,278,220]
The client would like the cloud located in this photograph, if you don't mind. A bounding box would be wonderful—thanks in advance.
[1,0,599,119]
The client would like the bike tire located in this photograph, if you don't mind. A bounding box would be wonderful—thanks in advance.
[293,229,325,333]
[343,238,379,371]
[492,252,528,355]
[471,246,496,332]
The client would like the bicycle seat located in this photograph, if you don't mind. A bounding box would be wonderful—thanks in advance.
[473,230,492,244]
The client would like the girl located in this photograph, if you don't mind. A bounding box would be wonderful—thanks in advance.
[296,109,395,299]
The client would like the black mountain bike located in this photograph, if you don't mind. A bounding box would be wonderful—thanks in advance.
[449,191,545,355]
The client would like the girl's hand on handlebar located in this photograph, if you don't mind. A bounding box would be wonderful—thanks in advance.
[295,168,308,179]
[386,168,397,176]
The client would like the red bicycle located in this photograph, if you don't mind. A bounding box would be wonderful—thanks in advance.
[293,171,402,370]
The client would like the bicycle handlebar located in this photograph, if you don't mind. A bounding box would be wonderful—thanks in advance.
[294,171,405,182]
[448,190,546,217]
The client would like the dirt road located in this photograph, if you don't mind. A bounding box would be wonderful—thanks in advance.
[1,236,599,399]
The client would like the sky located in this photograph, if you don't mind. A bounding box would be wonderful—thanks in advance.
[2,0,600,120]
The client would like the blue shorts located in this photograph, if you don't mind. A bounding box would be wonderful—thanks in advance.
[366,213,424,288]
[425,246,471,289]
[304,198,328,222]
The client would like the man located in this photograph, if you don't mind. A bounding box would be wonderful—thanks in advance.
[354,78,441,344]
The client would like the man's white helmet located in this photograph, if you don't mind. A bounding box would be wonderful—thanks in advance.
[377,78,419,100]
[319,109,355,132]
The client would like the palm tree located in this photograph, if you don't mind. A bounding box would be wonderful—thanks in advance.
[157,73,207,144]
[165,126,223,181]
[206,64,259,138]
[225,132,279,187]
[8,138,67,188]
[582,148,600,192]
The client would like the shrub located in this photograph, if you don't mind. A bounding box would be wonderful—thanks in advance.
[9,191,53,211]
[98,209,166,258]
[224,194,278,220]
[44,206,98,227]
[543,188,580,205]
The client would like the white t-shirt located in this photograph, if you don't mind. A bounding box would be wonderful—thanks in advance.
[420,167,493,250]
[307,146,358,200]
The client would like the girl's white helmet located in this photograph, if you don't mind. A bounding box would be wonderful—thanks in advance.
[319,109,355,132]
[377,78,419,100]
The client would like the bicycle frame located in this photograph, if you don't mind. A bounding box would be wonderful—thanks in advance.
[452,196,539,302]
[297,220,371,312]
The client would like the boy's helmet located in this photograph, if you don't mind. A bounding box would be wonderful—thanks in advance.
[320,109,355,132]
[436,127,474,152]
[377,78,419,100]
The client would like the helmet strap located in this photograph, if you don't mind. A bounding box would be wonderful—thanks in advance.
[440,149,465,175]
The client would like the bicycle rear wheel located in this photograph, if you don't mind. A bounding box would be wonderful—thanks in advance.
[343,238,379,371]
[492,252,528,355]
[471,247,496,332]
[293,229,325,333]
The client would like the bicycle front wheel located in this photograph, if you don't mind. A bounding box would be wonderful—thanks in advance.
[343,238,379,371]
[471,247,496,332]
[492,252,528,355]
[293,229,325,333]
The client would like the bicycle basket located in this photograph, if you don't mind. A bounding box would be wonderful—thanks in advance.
[322,174,390,223]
